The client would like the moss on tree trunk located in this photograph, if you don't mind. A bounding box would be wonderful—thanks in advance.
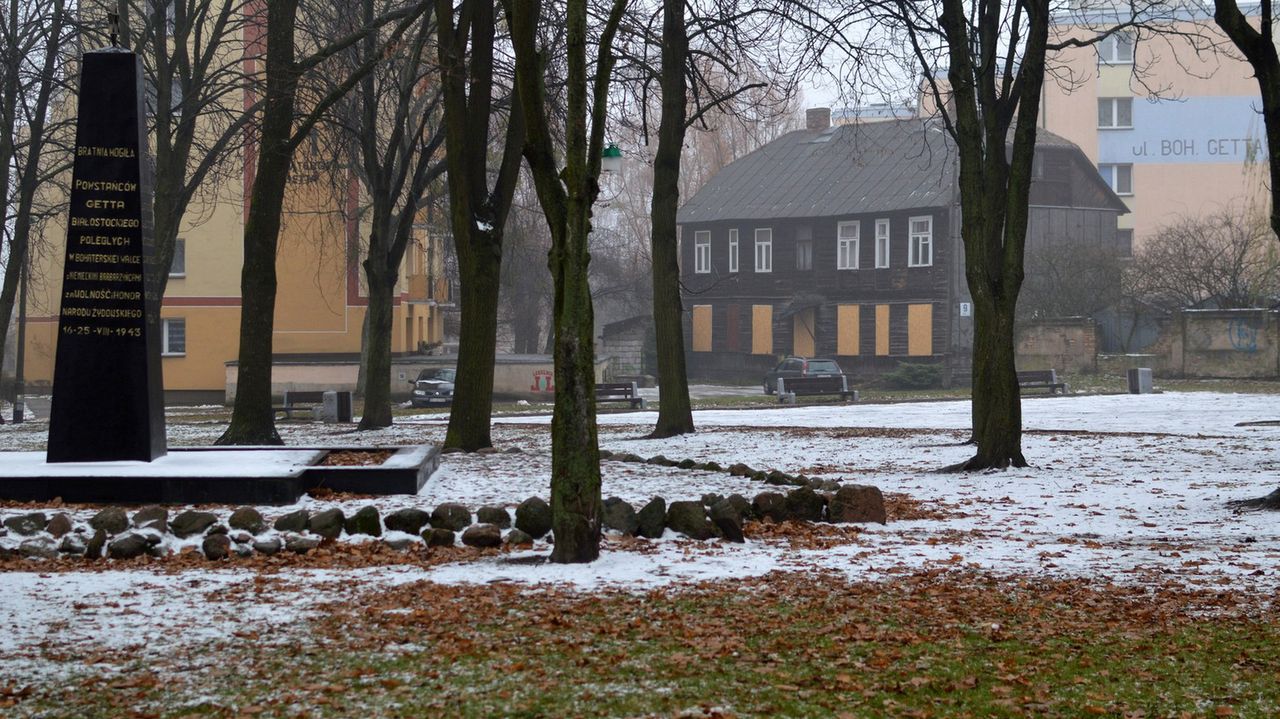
[444,241,502,450]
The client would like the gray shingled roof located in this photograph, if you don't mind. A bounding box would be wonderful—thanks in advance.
[677,118,1085,224]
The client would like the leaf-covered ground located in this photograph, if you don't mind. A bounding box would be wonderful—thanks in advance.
[5,391,1280,717]
[6,559,1278,718]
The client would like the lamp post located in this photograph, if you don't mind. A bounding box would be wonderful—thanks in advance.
[13,260,28,423]
[597,143,624,206]
[600,143,623,175]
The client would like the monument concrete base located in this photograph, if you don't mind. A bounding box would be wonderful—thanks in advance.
[0,445,438,504]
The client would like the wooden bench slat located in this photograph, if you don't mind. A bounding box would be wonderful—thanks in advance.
[1016,369,1067,394]
[595,382,645,409]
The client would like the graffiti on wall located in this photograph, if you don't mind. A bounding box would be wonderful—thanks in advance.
[1187,316,1265,353]
[531,369,554,392]
[1228,318,1259,353]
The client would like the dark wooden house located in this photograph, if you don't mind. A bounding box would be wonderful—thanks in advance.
[677,111,1128,383]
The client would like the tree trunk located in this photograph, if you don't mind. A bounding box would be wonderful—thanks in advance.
[435,0,524,451]
[1215,0,1280,239]
[648,0,694,439]
[444,237,502,449]
[549,198,601,564]
[933,0,1048,471]
[509,0,625,564]
[949,293,1025,470]
[216,0,300,446]
[359,248,395,429]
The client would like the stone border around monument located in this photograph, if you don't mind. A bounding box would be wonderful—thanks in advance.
[0,446,439,504]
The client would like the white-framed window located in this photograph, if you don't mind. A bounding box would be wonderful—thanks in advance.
[694,230,711,274]
[1098,31,1134,64]
[874,218,890,268]
[1117,229,1134,259]
[728,229,739,273]
[754,228,772,272]
[909,216,933,267]
[836,221,859,270]
[170,237,186,277]
[162,318,186,356]
[1099,163,1133,195]
[1097,97,1133,129]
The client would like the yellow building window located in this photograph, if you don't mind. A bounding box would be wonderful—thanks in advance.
[837,305,859,355]
[751,305,773,355]
[792,308,815,357]
[692,305,713,352]
[875,304,890,356]
[908,303,933,356]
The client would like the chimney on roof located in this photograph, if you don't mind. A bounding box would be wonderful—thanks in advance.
[806,107,831,132]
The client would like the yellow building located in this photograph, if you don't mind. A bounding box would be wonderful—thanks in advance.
[23,17,450,402]
[24,165,450,401]
[1042,3,1271,255]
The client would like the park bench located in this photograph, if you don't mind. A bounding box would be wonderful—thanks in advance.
[274,390,353,421]
[596,381,646,409]
[1017,369,1068,394]
[777,375,859,404]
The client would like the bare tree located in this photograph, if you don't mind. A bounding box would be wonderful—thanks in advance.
[74,0,265,298]
[436,0,527,451]
[1213,1,1280,511]
[1214,1,1280,240]
[510,0,628,562]
[217,0,429,445]
[850,0,1180,470]
[499,187,554,354]
[613,0,821,438]
[314,0,446,429]
[1019,241,1127,320]
[1129,206,1280,310]
[1,0,74,422]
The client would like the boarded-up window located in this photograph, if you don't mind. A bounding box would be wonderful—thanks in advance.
[751,304,773,355]
[692,305,713,352]
[793,308,815,357]
[837,305,859,355]
[907,303,933,356]
[725,304,741,352]
[875,304,890,356]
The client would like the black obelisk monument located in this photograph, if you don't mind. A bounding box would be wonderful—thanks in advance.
[47,48,166,462]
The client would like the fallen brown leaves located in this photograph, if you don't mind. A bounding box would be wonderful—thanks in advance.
[316,450,395,467]
[10,566,1280,717]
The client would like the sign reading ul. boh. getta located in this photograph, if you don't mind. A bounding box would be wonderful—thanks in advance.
[47,48,166,462]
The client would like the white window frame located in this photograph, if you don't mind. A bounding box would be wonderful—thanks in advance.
[754,228,772,273]
[728,229,739,273]
[874,218,890,268]
[694,230,711,274]
[836,221,859,270]
[908,216,933,267]
[161,317,186,356]
[1097,97,1133,129]
[1100,163,1133,195]
[169,237,186,278]
[1098,32,1134,65]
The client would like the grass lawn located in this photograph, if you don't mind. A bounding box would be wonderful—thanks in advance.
[12,566,1277,719]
